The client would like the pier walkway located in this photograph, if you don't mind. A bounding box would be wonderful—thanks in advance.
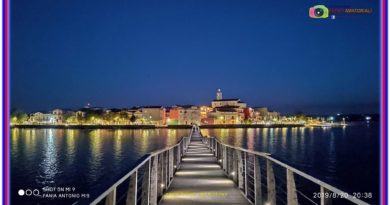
[159,131,250,205]
[90,125,370,205]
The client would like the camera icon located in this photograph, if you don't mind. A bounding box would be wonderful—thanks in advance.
[309,5,329,18]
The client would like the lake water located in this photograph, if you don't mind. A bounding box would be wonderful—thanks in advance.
[11,123,379,204]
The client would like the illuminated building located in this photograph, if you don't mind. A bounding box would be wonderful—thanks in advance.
[253,107,280,121]
[29,109,64,124]
[167,105,201,125]
[141,106,166,125]
[208,89,246,124]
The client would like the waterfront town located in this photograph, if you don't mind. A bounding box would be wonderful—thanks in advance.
[11,89,338,127]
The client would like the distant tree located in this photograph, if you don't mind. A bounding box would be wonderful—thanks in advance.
[76,113,85,124]
[17,113,28,123]
[119,111,129,120]
[294,111,306,121]
[243,119,252,124]
[130,115,137,123]
[103,112,118,124]
[85,112,101,124]
[63,112,74,123]
[11,110,28,124]
[118,111,129,124]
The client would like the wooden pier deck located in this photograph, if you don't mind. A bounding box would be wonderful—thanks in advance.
[159,132,250,205]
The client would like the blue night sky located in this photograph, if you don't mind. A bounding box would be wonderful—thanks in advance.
[11,0,379,114]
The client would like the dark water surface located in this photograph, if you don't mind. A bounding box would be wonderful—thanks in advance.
[11,123,379,204]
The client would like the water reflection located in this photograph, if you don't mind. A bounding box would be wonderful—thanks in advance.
[37,129,60,185]
[246,129,255,150]
[65,130,76,165]
[113,130,123,166]
[11,125,379,204]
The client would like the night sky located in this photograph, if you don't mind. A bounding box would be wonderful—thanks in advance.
[11,0,379,114]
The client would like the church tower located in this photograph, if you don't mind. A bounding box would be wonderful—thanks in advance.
[216,89,223,100]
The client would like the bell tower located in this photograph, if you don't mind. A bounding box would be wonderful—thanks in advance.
[216,89,223,100]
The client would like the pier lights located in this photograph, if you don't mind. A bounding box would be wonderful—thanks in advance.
[230,172,235,176]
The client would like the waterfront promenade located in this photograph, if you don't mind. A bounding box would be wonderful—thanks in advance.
[159,131,250,205]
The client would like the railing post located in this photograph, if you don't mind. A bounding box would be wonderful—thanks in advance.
[223,146,227,173]
[141,159,151,205]
[184,138,187,152]
[237,150,245,190]
[176,145,181,169]
[157,154,163,197]
[320,186,332,205]
[219,144,222,164]
[149,156,158,205]
[254,156,262,205]
[105,188,116,205]
[267,159,276,205]
[287,169,298,205]
[161,152,167,189]
[181,140,184,156]
[125,171,137,205]
[168,149,174,183]
[228,148,233,176]
[185,137,188,151]
[244,152,248,196]
[232,150,238,182]
[215,139,218,157]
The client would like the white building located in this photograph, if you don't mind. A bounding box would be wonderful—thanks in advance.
[29,109,64,124]
[208,89,246,124]
[141,106,166,125]
[211,89,247,109]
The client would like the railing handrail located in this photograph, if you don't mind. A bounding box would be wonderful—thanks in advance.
[208,136,370,205]
[89,136,189,205]
[210,136,271,157]
[265,157,369,205]
[149,136,186,156]
[89,154,151,205]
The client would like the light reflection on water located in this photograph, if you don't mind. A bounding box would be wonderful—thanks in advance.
[11,124,379,204]
[37,129,60,185]
[11,128,189,205]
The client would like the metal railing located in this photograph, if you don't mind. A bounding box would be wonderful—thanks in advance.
[87,127,370,205]
[202,136,370,205]
[88,136,191,205]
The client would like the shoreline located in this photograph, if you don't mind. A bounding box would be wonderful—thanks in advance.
[10,124,305,129]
